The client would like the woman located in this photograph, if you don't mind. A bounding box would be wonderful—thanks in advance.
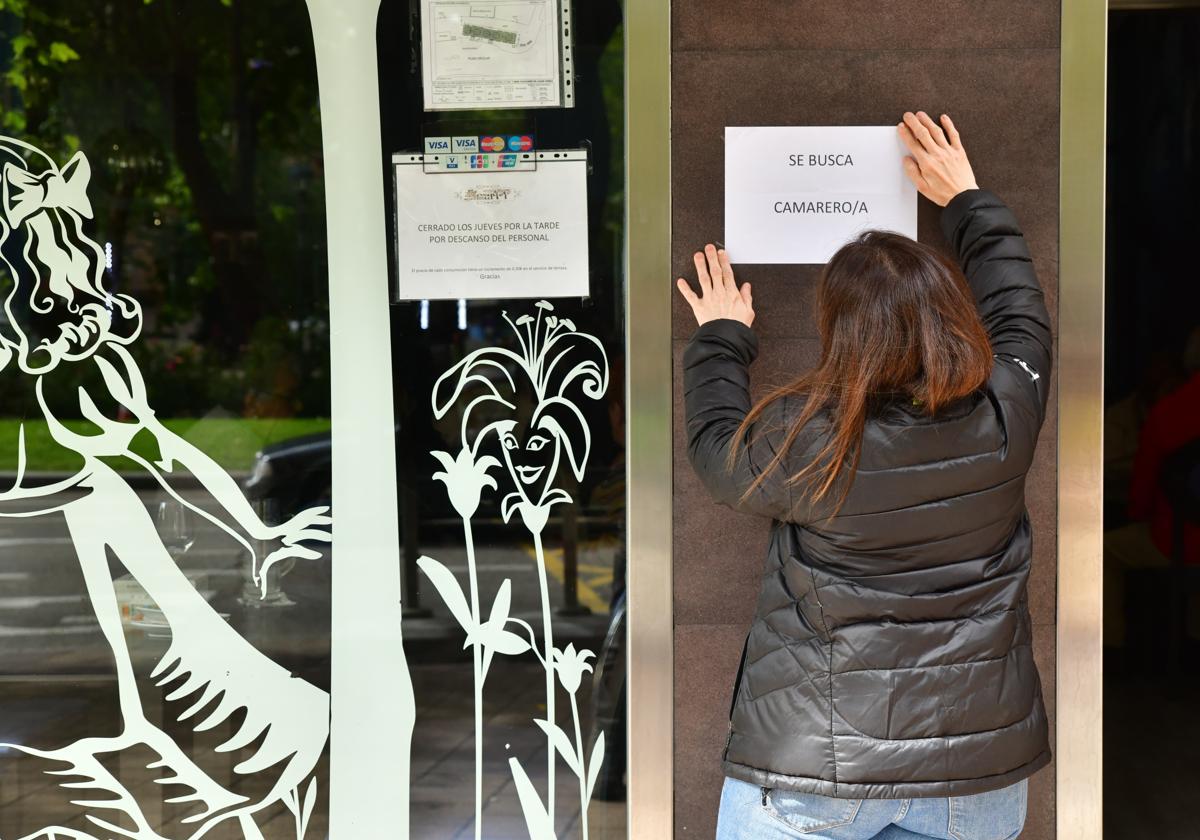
[677,112,1051,840]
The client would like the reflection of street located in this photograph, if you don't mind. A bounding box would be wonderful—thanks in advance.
[0,481,331,676]
[407,540,616,635]
[532,538,619,615]
[404,536,625,839]
[0,478,624,836]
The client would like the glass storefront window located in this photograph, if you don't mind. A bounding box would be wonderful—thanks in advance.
[379,1,628,837]
[0,2,333,835]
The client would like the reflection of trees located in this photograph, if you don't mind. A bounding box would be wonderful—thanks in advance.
[0,0,328,412]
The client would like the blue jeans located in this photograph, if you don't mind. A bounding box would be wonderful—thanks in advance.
[715,776,1027,840]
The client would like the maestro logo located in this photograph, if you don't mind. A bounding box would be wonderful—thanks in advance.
[480,136,507,152]
[507,134,534,152]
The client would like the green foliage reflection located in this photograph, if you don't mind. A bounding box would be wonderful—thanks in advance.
[0,0,330,426]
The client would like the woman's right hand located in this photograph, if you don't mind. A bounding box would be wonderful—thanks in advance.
[898,111,978,207]
[676,243,755,328]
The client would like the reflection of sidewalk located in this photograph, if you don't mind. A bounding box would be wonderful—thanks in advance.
[404,543,617,663]
[411,663,626,840]
[403,610,611,664]
[0,679,329,837]
[532,540,617,614]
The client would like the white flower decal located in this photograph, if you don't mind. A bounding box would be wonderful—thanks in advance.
[552,643,596,695]
[419,300,609,839]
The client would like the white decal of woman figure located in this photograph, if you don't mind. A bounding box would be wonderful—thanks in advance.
[0,137,331,838]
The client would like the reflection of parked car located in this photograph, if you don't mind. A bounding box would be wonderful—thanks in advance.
[243,430,620,539]
[589,591,627,801]
[242,428,474,530]
[243,432,332,519]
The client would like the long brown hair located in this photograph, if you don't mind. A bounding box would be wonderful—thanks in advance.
[733,231,993,514]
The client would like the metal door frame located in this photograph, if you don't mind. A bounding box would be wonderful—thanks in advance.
[1058,0,1106,837]
[626,0,673,837]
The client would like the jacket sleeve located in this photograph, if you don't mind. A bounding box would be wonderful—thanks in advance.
[941,189,1053,416]
[684,319,803,522]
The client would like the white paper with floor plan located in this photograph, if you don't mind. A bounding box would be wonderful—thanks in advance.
[420,0,570,110]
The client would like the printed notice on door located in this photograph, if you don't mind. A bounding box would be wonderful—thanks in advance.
[725,126,918,264]
[393,151,589,300]
[421,0,569,111]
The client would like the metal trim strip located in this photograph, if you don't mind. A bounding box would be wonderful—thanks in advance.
[1058,1,1106,837]
[625,0,674,835]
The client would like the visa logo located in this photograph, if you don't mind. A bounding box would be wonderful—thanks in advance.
[453,136,479,153]
[423,137,452,154]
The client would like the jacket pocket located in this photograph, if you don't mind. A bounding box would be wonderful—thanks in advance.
[761,788,863,834]
[948,779,1027,840]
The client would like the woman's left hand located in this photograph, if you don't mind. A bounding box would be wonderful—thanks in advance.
[676,243,755,327]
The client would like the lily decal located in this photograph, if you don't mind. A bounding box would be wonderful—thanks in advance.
[432,446,501,520]
[552,642,596,695]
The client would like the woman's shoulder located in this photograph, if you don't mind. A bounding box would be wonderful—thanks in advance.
[757,391,831,457]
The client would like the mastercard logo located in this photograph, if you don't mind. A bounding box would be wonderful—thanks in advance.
[480,136,506,152]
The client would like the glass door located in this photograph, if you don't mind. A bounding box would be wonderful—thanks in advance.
[0,1,639,837]
[377,1,629,837]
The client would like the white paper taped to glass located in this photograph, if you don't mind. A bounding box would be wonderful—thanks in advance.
[724,126,918,264]
[393,149,589,301]
[420,0,573,111]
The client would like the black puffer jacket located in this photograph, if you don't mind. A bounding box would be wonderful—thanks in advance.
[684,190,1052,798]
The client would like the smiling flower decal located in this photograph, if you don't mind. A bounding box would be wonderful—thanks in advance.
[433,300,608,534]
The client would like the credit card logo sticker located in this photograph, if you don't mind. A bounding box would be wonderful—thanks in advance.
[480,136,506,152]
[424,136,451,153]
[453,136,479,153]
[507,135,534,152]
[500,154,518,168]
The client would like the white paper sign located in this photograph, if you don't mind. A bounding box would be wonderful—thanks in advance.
[725,126,918,264]
[420,0,569,111]
[393,151,589,301]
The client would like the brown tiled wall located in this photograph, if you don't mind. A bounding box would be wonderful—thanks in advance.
[670,4,1060,837]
